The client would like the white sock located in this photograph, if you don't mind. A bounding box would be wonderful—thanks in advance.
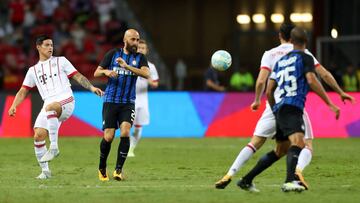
[46,110,59,149]
[296,147,312,171]
[130,126,142,149]
[227,143,256,177]
[34,140,49,172]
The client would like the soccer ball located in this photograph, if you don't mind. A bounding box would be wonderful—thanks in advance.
[211,50,232,71]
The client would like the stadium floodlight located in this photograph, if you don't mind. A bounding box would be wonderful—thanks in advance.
[290,13,313,23]
[301,13,313,22]
[331,28,338,38]
[271,13,284,23]
[290,13,302,22]
[236,14,251,24]
[252,14,265,24]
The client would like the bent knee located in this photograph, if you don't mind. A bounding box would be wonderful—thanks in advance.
[104,129,115,142]
[45,102,62,113]
[250,136,267,149]
[34,128,48,141]
[120,129,130,137]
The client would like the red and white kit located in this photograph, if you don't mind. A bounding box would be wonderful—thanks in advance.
[254,43,319,139]
[134,61,159,126]
[22,56,77,129]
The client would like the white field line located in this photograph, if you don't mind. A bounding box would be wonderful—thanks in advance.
[0,184,352,190]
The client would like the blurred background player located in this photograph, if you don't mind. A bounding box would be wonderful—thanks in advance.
[204,64,225,91]
[215,23,355,190]
[128,39,159,157]
[94,29,149,181]
[8,35,103,179]
[267,27,340,192]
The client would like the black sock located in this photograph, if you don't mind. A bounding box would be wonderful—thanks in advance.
[99,138,112,170]
[285,145,302,182]
[116,137,130,170]
[242,150,280,183]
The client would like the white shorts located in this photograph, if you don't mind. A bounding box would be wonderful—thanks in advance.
[253,102,313,140]
[133,106,149,126]
[34,97,75,130]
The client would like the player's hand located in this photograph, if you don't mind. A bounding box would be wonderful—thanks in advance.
[116,57,128,68]
[251,101,261,111]
[329,104,340,120]
[340,92,356,104]
[8,106,16,117]
[91,86,104,97]
[104,70,118,78]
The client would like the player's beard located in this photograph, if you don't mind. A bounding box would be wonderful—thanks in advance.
[126,44,138,54]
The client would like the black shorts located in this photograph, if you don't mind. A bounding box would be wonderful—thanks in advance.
[274,105,305,141]
[102,102,135,130]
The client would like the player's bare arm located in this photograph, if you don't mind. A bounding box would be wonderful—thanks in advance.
[116,57,150,79]
[94,66,118,78]
[251,69,271,111]
[8,87,29,116]
[315,65,356,104]
[72,72,104,96]
[306,72,340,119]
[266,79,277,108]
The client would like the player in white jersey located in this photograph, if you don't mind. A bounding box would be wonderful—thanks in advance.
[8,35,103,179]
[215,23,355,190]
[128,39,159,157]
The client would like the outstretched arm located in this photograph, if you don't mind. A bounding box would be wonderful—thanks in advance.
[72,72,104,96]
[251,69,270,111]
[8,87,29,116]
[316,65,355,104]
[306,72,340,119]
[266,79,277,108]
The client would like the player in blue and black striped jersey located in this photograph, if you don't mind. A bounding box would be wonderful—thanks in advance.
[267,27,340,192]
[94,29,150,181]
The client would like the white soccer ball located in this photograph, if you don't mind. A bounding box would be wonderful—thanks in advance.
[211,50,232,71]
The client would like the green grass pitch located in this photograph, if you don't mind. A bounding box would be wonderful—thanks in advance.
[0,137,360,203]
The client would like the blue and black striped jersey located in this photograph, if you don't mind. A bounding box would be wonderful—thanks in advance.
[270,50,315,112]
[99,48,148,104]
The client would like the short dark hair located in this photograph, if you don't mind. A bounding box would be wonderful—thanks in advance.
[279,22,295,41]
[290,27,308,46]
[35,35,51,45]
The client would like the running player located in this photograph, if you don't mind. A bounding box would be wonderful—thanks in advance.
[215,23,355,190]
[128,39,159,157]
[267,27,339,191]
[94,29,150,181]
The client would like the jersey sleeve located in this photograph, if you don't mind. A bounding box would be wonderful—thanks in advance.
[260,51,272,72]
[60,56,78,78]
[139,54,149,68]
[22,68,36,89]
[149,63,159,81]
[302,54,315,74]
[99,48,117,69]
[304,49,320,67]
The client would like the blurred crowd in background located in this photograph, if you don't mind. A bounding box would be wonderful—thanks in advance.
[0,0,127,90]
[0,0,359,92]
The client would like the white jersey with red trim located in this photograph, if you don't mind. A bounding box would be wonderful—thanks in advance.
[22,56,78,105]
[260,43,319,72]
[253,43,319,139]
[135,61,159,108]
